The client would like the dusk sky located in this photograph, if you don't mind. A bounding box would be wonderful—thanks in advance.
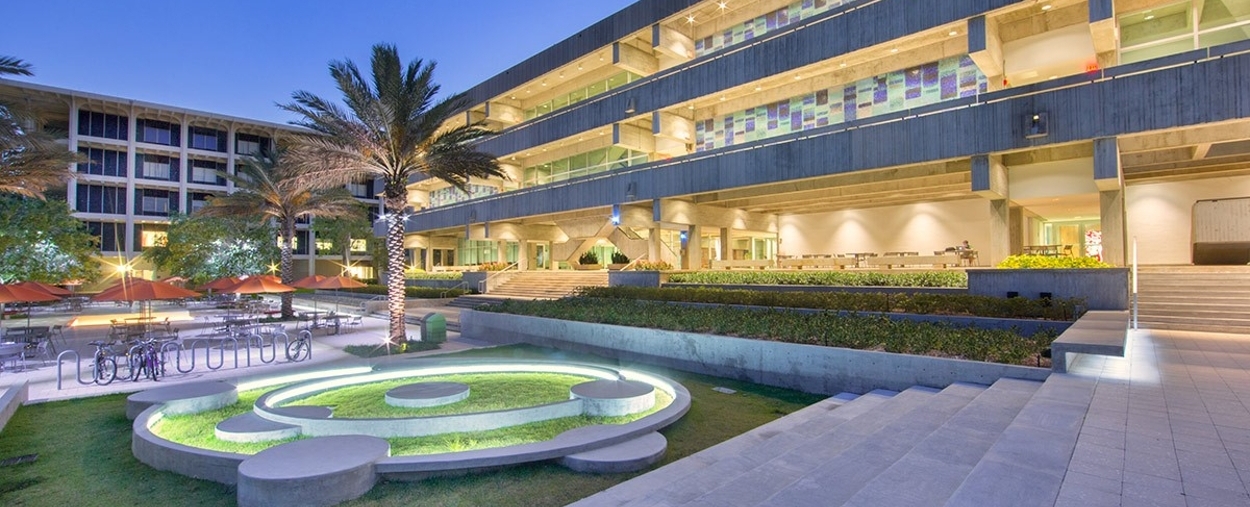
[0,0,637,124]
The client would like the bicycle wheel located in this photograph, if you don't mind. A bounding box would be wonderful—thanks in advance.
[286,339,309,362]
[94,357,117,386]
[129,352,144,381]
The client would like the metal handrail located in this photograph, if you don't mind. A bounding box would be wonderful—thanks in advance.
[479,262,519,293]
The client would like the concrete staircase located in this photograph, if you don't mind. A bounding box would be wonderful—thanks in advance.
[1135,266,1250,334]
[486,270,609,299]
[570,375,1098,507]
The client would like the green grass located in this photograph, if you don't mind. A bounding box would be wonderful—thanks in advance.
[285,373,595,418]
[0,344,822,506]
[153,386,299,455]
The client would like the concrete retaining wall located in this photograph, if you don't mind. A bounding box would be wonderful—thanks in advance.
[967,268,1129,310]
[408,279,465,289]
[0,381,29,434]
[609,271,665,288]
[662,283,968,295]
[460,311,1049,395]
[132,406,247,485]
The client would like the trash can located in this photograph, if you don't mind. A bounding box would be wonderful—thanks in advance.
[421,313,446,344]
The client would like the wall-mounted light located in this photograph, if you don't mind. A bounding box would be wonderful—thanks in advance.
[625,97,637,114]
[1025,112,1049,139]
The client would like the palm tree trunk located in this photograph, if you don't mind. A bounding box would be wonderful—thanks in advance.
[384,195,408,344]
[280,220,295,320]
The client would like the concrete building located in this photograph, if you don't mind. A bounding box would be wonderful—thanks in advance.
[399,0,1250,271]
[0,80,380,284]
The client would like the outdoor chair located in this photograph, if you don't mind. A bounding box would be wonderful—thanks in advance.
[347,316,363,328]
[50,325,66,348]
[31,340,54,366]
[0,343,26,372]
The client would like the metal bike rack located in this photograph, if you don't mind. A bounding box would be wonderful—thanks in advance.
[55,350,94,389]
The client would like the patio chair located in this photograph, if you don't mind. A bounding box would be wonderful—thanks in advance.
[347,316,363,328]
[0,342,26,372]
[31,339,54,366]
[50,325,66,348]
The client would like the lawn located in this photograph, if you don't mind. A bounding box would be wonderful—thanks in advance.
[0,344,823,507]
[284,373,593,418]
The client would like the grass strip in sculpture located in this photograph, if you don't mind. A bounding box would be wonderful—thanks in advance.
[284,373,593,418]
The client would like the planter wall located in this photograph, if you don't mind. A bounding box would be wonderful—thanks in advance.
[966,268,1129,310]
[462,272,487,292]
[460,310,1049,396]
[663,283,966,295]
[407,279,464,289]
[608,271,666,288]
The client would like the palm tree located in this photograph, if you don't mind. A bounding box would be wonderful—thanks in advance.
[196,146,362,319]
[282,44,504,344]
[1,56,79,199]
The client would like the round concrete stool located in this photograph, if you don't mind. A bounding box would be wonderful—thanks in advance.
[237,435,389,507]
[384,382,470,408]
[571,379,656,416]
[126,381,236,420]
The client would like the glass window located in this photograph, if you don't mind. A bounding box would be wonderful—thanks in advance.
[1199,0,1250,29]
[85,221,123,252]
[75,184,126,214]
[133,224,169,251]
[189,127,226,152]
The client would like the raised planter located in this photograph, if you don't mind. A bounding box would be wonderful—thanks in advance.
[662,282,964,295]
[462,271,487,292]
[459,310,1049,396]
[607,263,628,271]
[575,264,603,271]
[407,279,464,290]
[966,268,1129,310]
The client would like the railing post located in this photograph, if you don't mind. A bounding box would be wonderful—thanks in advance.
[1132,236,1138,330]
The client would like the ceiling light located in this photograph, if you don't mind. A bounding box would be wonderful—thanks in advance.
[717,1,728,10]
[719,96,727,101]
[754,85,762,91]
[840,62,847,68]
[686,14,696,24]
[949,30,958,36]
[509,95,516,99]
[1048,75,1058,79]
[559,72,565,78]
[1041,4,1052,11]
[577,64,583,70]
[687,104,695,110]
[890,48,899,53]
[541,80,547,86]
[1144,14,1155,20]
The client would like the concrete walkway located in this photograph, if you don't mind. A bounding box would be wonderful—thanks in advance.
[573,328,1250,507]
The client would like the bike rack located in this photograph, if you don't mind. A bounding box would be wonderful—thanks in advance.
[55,350,94,390]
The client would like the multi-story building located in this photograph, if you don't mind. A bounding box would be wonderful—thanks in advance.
[0,80,381,284]
[400,0,1250,271]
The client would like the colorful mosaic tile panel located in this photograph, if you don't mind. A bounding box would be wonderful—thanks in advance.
[694,0,857,58]
[695,55,987,152]
[428,184,499,209]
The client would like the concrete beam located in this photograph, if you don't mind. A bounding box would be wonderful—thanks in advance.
[971,155,1008,199]
[613,42,658,77]
[614,123,655,153]
[1093,137,1123,192]
[657,199,776,232]
[652,23,694,61]
[693,160,970,204]
[1118,121,1250,153]
[967,16,1004,88]
[719,173,971,210]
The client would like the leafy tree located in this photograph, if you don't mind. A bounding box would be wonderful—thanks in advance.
[311,206,373,272]
[0,193,100,283]
[283,44,505,343]
[143,213,279,287]
[195,147,361,318]
[0,56,81,198]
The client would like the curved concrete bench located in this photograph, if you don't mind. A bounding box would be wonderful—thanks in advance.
[560,431,667,473]
[571,379,655,416]
[385,382,470,408]
[237,435,390,507]
[126,381,237,420]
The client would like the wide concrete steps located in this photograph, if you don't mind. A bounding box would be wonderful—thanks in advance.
[1135,270,1250,334]
[574,377,1056,507]
[486,271,608,299]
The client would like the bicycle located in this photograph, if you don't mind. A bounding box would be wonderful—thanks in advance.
[127,337,165,382]
[86,341,117,385]
[285,330,312,362]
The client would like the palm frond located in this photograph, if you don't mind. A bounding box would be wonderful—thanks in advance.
[0,56,33,77]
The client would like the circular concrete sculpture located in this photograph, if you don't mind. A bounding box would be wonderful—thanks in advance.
[237,435,390,507]
[126,380,237,420]
[571,379,656,416]
[559,431,668,473]
[384,381,470,408]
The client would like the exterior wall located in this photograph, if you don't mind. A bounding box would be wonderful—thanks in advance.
[1126,176,1250,265]
[778,199,990,259]
[966,268,1129,310]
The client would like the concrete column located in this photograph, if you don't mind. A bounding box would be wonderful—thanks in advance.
[685,225,703,270]
[1009,205,1025,257]
[989,200,1010,266]
[124,104,137,259]
[517,240,529,271]
[422,248,433,271]
[1100,190,1126,266]
[648,226,661,262]
[496,240,507,263]
[66,97,79,210]
[972,154,1011,265]
[719,227,731,261]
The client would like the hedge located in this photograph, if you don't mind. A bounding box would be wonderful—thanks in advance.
[344,285,469,298]
[667,270,967,287]
[483,299,1054,366]
[996,255,1112,268]
[405,273,464,280]
[575,286,1083,321]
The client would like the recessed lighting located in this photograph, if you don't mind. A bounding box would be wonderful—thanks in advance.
[1041,4,1052,10]
[719,96,727,101]
[577,137,583,141]
[542,148,547,151]
[509,95,516,99]
[1048,75,1058,79]
[559,72,565,78]
[686,14,696,24]
[1144,14,1155,20]
[949,30,959,36]
[541,80,547,86]
[890,48,899,53]
[794,75,802,80]
[599,131,606,135]
[840,62,847,68]
[754,85,762,91]
[717,1,728,10]
[577,64,583,70]
[687,104,695,110]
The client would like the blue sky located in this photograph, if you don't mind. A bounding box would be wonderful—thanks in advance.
[0,0,636,124]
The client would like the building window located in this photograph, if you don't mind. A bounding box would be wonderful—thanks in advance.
[523,71,644,121]
[75,184,126,215]
[135,188,176,217]
[694,0,856,58]
[235,133,271,156]
[135,118,180,146]
[188,159,227,186]
[1119,1,1250,64]
[77,147,127,177]
[188,192,216,213]
[521,147,648,188]
[134,153,179,182]
[347,178,374,198]
[189,126,227,152]
[84,221,123,252]
[77,110,128,140]
[428,184,501,208]
[133,223,169,251]
[293,230,310,255]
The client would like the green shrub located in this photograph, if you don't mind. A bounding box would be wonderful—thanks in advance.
[578,251,599,265]
[575,286,1082,321]
[611,252,630,264]
[405,272,463,281]
[479,262,511,271]
[667,270,967,287]
[344,285,469,298]
[996,255,1112,268]
[634,260,673,271]
[484,299,1055,366]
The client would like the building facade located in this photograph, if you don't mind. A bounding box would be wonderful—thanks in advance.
[0,80,380,285]
[399,0,1250,270]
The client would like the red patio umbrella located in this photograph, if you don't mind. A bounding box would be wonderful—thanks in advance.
[310,276,367,312]
[221,277,295,294]
[201,276,243,291]
[92,279,201,317]
[289,275,328,311]
[0,283,62,332]
[13,281,73,297]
